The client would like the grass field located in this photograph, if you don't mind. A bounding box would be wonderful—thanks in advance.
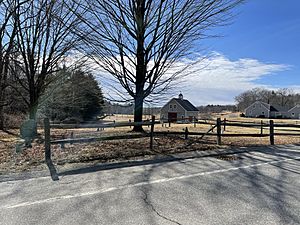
[0,113,300,174]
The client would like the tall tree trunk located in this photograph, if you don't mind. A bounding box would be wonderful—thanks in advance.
[27,98,38,138]
[29,81,39,120]
[0,105,4,130]
[133,0,146,132]
[29,104,37,120]
[0,65,6,130]
[133,92,144,132]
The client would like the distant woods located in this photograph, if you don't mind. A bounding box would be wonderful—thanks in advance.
[235,88,300,111]
[103,102,237,116]
[94,87,300,115]
[198,105,237,113]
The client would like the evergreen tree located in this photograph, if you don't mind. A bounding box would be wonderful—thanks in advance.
[42,69,104,122]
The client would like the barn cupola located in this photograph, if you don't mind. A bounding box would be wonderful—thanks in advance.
[179,93,183,100]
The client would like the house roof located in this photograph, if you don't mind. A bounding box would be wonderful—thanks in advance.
[288,104,300,112]
[261,102,271,109]
[245,101,270,111]
[246,101,291,112]
[173,98,199,112]
[270,105,290,112]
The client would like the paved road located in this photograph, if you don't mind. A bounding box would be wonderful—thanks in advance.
[1,145,300,225]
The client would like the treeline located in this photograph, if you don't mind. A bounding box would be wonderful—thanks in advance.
[235,88,300,111]
[103,102,238,115]
[197,105,237,113]
[103,102,134,115]
[103,102,161,116]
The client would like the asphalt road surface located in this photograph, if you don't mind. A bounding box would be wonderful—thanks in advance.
[1,145,300,225]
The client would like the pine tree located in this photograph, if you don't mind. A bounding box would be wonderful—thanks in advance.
[42,69,104,122]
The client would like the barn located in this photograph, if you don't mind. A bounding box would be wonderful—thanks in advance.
[160,93,199,122]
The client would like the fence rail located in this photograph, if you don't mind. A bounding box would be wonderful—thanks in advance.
[49,121,160,129]
[157,118,300,144]
[51,134,149,145]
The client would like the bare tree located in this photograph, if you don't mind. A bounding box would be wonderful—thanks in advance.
[12,0,81,120]
[72,0,243,131]
[235,88,271,111]
[276,88,294,107]
[0,0,22,129]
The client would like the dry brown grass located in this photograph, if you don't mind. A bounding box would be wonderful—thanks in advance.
[1,113,300,174]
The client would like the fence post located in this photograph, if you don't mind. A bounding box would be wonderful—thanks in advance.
[44,118,59,181]
[129,119,131,128]
[44,118,51,163]
[223,118,226,132]
[216,118,222,145]
[70,132,74,145]
[261,120,263,135]
[185,127,189,140]
[270,120,274,145]
[150,115,155,150]
[194,117,196,128]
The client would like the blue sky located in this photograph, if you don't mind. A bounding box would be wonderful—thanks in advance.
[162,0,300,106]
[202,0,300,88]
[93,1,300,106]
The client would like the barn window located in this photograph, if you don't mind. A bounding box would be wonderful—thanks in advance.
[292,113,295,116]
[262,111,265,115]
[169,104,172,109]
[174,104,177,109]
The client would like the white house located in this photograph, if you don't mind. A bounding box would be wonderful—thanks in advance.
[245,101,299,119]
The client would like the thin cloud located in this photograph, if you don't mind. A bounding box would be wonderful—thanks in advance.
[174,52,291,105]
[65,51,291,106]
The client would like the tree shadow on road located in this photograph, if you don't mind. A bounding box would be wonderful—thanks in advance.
[131,145,300,224]
[13,145,300,225]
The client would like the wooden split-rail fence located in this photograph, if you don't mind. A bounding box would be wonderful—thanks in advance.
[43,117,300,168]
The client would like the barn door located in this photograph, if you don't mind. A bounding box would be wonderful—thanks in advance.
[168,112,177,122]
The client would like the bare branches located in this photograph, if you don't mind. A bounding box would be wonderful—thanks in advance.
[0,0,25,128]
[71,0,242,126]
[0,0,243,129]
[12,0,81,118]
[74,1,243,98]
